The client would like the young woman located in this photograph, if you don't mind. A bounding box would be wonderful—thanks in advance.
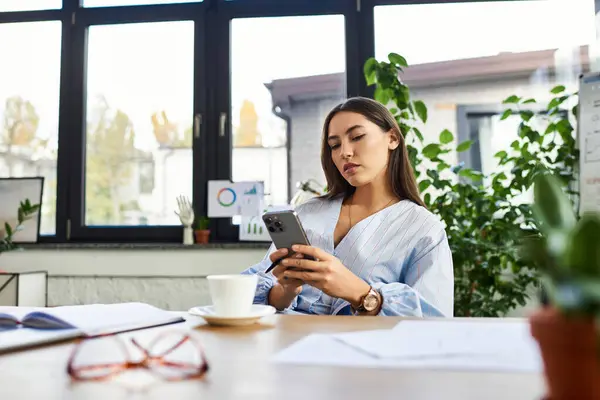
[241,97,454,317]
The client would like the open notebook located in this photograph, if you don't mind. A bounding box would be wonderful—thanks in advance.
[0,302,185,354]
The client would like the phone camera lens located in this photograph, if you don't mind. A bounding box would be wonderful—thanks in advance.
[265,217,272,224]
[268,226,275,232]
[274,221,282,228]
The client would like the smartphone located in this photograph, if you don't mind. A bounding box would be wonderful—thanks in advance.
[262,210,315,271]
[262,210,311,250]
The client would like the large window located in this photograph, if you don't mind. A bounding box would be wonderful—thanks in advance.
[230,14,346,207]
[0,0,598,243]
[0,21,62,235]
[374,0,596,182]
[84,22,194,227]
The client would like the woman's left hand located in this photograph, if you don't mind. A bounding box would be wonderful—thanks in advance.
[281,244,371,306]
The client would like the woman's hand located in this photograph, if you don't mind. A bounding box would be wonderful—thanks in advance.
[269,248,304,294]
[281,244,371,307]
[267,248,304,311]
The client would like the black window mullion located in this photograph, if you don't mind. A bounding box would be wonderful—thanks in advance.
[213,6,233,242]
[66,14,89,241]
[356,0,375,99]
[0,10,62,23]
[50,2,78,243]
[192,11,208,234]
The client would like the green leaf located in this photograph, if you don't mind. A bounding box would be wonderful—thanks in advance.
[456,140,473,152]
[520,110,534,122]
[503,95,521,104]
[422,143,441,159]
[412,127,424,142]
[374,86,390,105]
[439,129,454,144]
[437,161,451,172]
[500,109,512,120]
[523,98,537,104]
[4,223,12,237]
[459,169,484,180]
[551,85,566,94]
[419,180,432,192]
[423,193,431,205]
[494,150,508,159]
[413,100,427,123]
[564,213,600,276]
[388,53,408,68]
[363,58,378,86]
[532,173,577,257]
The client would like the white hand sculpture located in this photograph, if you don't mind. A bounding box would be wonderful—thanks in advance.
[175,195,195,245]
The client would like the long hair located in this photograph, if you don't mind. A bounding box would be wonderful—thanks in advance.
[320,96,425,207]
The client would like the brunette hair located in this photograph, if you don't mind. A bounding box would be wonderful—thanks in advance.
[320,96,425,207]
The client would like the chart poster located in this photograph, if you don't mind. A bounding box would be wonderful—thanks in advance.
[207,180,264,218]
[578,72,600,215]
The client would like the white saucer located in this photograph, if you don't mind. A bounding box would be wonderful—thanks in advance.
[187,304,276,326]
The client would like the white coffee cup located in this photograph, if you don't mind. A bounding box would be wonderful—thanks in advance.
[206,274,258,317]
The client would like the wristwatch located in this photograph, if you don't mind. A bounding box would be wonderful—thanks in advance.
[353,286,381,314]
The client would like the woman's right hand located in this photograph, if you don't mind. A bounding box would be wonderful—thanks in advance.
[267,248,304,310]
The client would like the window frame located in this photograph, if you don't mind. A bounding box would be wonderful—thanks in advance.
[0,0,595,244]
[66,1,208,242]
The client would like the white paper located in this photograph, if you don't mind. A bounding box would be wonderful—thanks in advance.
[207,180,264,217]
[578,72,600,214]
[333,320,538,359]
[273,321,542,373]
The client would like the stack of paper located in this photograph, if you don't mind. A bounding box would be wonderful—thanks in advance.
[272,320,542,373]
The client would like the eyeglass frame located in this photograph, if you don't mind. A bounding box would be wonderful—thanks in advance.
[66,330,210,382]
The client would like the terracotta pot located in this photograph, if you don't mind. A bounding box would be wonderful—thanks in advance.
[194,229,210,244]
[529,307,600,400]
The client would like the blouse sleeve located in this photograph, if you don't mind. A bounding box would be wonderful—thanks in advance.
[372,227,454,317]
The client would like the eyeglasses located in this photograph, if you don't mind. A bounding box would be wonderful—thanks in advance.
[66,330,209,382]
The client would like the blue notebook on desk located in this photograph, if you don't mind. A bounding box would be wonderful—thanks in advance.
[0,302,185,354]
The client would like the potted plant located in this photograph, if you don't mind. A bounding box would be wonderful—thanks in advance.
[525,173,600,400]
[194,216,210,244]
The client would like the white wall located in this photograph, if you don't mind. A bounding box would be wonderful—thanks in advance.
[0,247,267,311]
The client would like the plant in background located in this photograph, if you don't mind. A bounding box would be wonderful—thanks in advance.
[194,216,209,231]
[0,199,40,254]
[526,173,600,400]
[194,216,211,244]
[364,53,578,317]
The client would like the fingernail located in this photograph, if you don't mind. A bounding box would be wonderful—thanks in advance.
[292,245,299,250]
[281,248,288,254]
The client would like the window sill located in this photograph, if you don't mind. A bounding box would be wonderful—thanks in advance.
[17,242,270,251]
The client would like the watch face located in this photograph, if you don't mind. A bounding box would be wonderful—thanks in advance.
[364,292,379,311]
